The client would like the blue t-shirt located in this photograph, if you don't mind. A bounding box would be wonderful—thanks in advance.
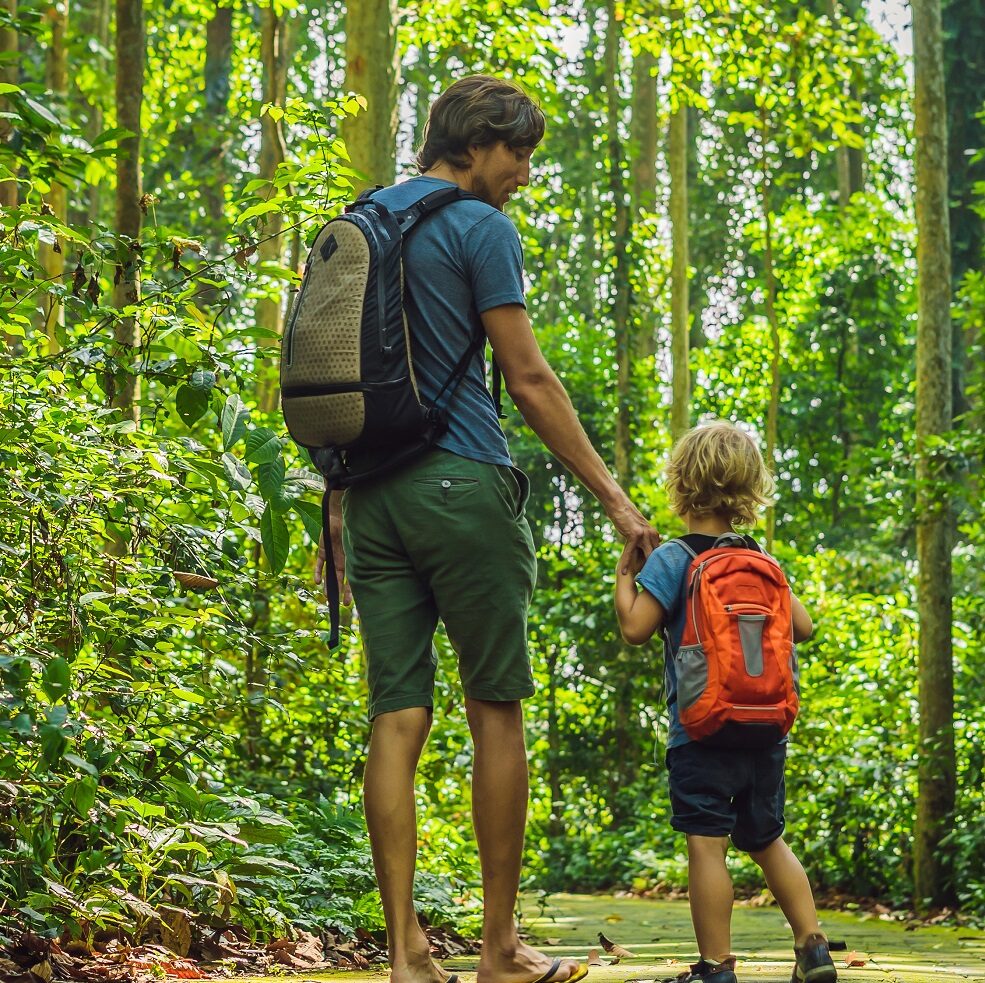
[636,534,762,749]
[370,176,523,468]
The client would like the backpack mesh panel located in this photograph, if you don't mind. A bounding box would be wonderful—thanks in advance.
[284,222,367,387]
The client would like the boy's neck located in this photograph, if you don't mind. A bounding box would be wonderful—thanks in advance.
[684,512,734,536]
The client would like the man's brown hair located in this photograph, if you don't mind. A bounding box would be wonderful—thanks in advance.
[664,421,775,527]
[415,75,545,172]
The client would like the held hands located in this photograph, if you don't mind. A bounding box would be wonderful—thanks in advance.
[608,499,661,574]
[617,540,645,579]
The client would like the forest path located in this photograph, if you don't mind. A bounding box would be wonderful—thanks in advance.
[516,893,985,982]
[241,893,985,983]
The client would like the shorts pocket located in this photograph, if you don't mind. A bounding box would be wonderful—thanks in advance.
[501,465,531,519]
[413,475,478,504]
[676,644,708,712]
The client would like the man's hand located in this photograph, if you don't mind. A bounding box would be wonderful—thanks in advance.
[608,500,662,574]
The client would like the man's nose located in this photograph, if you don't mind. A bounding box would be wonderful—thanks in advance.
[518,161,530,186]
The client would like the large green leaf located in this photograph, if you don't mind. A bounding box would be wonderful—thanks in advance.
[222,394,249,450]
[293,499,323,543]
[245,427,281,464]
[260,505,290,574]
[42,657,71,702]
[175,384,209,426]
[258,458,291,511]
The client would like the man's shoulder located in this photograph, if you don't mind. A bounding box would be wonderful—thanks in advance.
[372,177,507,230]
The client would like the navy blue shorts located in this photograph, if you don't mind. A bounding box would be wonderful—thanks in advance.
[665,741,786,852]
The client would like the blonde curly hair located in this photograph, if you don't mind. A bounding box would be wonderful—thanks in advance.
[665,421,775,527]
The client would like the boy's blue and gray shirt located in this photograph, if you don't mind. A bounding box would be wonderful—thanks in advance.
[371,176,525,469]
[636,533,762,749]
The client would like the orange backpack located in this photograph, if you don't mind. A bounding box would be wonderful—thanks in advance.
[671,535,799,747]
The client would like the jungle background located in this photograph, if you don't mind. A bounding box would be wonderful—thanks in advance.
[0,0,983,957]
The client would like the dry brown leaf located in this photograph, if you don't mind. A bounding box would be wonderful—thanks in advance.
[173,571,220,591]
[597,933,635,960]
[160,911,191,958]
[587,949,603,967]
[842,951,867,968]
[545,938,562,946]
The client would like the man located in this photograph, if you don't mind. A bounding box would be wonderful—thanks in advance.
[315,75,659,983]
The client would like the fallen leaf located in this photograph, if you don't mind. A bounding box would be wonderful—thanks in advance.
[544,938,562,946]
[842,951,867,968]
[587,949,603,967]
[597,933,635,959]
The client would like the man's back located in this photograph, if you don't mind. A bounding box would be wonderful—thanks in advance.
[372,175,524,468]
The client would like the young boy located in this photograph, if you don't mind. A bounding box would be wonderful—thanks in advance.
[614,421,837,983]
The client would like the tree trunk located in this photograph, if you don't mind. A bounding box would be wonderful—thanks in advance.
[0,0,18,210]
[111,0,143,421]
[40,0,69,354]
[342,0,398,192]
[828,0,864,205]
[203,3,233,231]
[912,0,956,912]
[630,50,657,215]
[759,109,779,550]
[546,646,563,840]
[943,0,984,421]
[669,98,689,441]
[86,0,110,226]
[605,0,632,486]
[254,5,289,414]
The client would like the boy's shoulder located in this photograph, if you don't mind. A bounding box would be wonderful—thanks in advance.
[675,532,763,557]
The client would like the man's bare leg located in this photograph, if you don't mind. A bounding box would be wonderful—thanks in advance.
[468,699,583,983]
[364,707,446,983]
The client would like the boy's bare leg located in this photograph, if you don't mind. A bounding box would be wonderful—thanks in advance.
[748,837,822,945]
[364,707,447,983]
[468,699,583,983]
[686,835,734,961]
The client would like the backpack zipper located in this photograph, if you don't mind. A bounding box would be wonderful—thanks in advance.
[724,604,771,615]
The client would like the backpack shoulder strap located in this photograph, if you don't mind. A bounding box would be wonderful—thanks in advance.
[394,186,480,237]
[668,536,700,561]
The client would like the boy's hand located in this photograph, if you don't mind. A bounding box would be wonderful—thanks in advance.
[618,541,645,577]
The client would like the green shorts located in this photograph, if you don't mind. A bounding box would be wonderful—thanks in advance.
[342,449,537,719]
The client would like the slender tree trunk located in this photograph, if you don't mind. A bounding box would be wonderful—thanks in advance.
[254,5,289,414]
[630,50,657,214]
[605,0,639,826]
[912,0,955,912]
[669,97,689,441]
[0,0,18,210]
[203,3,233,231]
[84,0,110,226]
[111,0,143,421]
[342,0,398,192]
[758,110,780,550]
[546,647,563,840]
[630,49,657,358]
[828,0,864,205]
[40,0,69,353]
[605,0,632,486]
[943,0,984,420]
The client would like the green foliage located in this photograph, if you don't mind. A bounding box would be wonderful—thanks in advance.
[0,0,982,945]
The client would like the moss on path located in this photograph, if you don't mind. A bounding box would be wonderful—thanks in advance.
[239,894,985,983]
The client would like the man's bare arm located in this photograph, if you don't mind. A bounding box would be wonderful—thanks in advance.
[482,303,659,560]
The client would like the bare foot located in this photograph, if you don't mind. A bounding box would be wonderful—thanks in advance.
[389,940,456,983]
[476,942,586,983]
